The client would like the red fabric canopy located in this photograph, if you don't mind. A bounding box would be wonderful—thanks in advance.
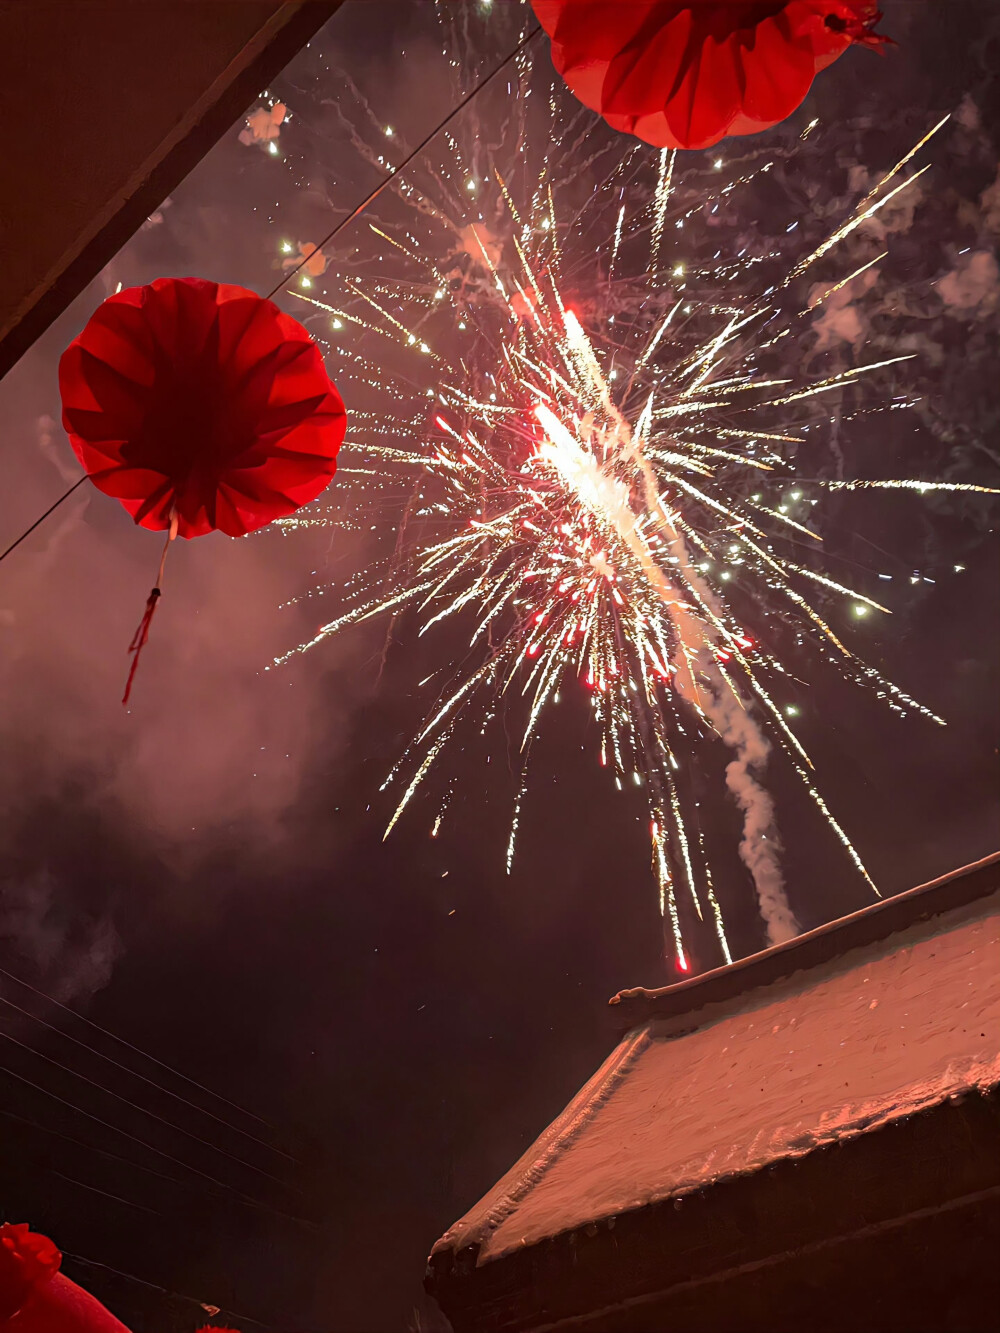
[59,276,346,539]
[531,1,888,150]
[1,1274,132,1333]
[0,1226,129,1332]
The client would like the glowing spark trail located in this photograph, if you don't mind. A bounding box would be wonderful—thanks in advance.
[273,51,997,968]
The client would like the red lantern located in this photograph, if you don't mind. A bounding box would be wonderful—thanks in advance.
[531,1,890,150]
[0,1225,130,1332]
[59,276,346,701]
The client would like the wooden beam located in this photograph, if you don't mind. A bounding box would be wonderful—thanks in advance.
[0,1,340,383]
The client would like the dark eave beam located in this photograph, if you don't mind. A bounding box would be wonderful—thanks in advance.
[0,1,340,383]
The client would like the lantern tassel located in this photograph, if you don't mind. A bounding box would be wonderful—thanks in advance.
[123,508,178,706]
[825,7,894,51]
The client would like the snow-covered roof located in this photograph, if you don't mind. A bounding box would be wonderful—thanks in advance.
[431,853,1000,1273]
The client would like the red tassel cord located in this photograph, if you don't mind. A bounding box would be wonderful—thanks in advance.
[122,507,177,706]
[122,588,161,705]
[824,7,894,51]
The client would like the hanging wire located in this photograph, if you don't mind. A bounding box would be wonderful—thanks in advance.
[0,1024,295,1190]
[267,24,540,299]
[0,24,542,571]
[0,1104,307,1232]
[0,475,86,563]
[0,981,293,1157]
[62,1250,281,1332]
[51,1170,162,1217]
[0,1061,317,1232]
[0,1060,282,1213]
[0,19,545,1276]
[0,964,282,1141]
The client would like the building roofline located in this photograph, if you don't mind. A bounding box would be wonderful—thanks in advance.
[610,851,1000,1031]
[0,1,339,383]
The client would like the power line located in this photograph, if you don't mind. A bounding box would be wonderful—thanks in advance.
[0,1107,308,1236]
[0,1104,228,1197]
[0,1022,295,1192]
[0,25,541,570]
[61,1251,277,1332]
[51,1170,161,1217]
[0,1061,274,1214]
[268,24,540,299]
[0,965,279,1139]
[0,476,86,563]
[0,985,294,1162]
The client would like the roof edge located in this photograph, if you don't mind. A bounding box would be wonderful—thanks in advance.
[610,851,1000,1030]
[0,1,340,382]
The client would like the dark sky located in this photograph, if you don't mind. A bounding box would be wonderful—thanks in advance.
[0,3,998,1330]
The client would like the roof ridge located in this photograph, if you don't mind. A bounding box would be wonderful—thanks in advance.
[610,852,1000,1030]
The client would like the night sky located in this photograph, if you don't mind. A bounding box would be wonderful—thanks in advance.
[1,3,999,1330]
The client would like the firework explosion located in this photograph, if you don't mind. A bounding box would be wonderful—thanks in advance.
[270,27,997,969]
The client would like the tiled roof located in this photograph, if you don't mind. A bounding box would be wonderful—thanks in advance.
[432,854,1000,1269]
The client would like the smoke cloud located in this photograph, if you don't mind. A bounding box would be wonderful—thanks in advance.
[937,249,1000,317]
[239,102,286,149]
[0,285,367,1005]
[809,266,879,352]
[980,168,1000,234]
[0,870,121,1003]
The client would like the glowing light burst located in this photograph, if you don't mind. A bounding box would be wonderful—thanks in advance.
[272,49,997,965]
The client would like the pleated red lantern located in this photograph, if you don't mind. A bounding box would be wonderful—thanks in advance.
[531,1,890,150]
[59,276,346,701]
[0,1225,130,1332]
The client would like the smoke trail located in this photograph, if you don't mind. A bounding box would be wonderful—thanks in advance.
[535,329,801,948]
[709,681,799,945]
[634,452,800,946]
[539,387,800,948]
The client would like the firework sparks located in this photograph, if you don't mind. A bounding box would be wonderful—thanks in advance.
[271,45,997,967]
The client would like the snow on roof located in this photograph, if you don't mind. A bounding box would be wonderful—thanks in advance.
[432,855,1000,1268]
